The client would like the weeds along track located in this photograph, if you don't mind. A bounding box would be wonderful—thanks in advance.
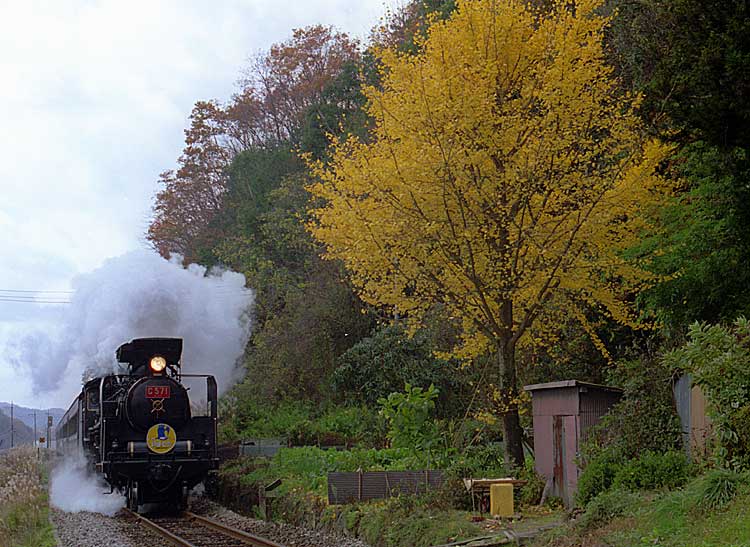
[125,509,288,547]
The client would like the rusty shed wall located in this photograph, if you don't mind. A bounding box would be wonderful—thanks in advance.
[530,387,580,417]
[530,386,579,503]
[533,414,554,480]
[563,415,578,506]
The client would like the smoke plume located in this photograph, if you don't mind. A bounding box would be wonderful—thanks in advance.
[11,250,254,398]
[50,456,125,516]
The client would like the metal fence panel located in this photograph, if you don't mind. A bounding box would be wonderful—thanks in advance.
[327,470,444,504]
[239,438,287,458]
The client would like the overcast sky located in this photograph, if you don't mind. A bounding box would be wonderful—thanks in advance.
[0,0,388,408]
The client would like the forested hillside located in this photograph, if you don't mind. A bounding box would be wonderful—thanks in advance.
[0,410,35,448]
[145,0,750,470]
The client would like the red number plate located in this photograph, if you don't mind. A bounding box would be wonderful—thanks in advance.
[146,386,171,399]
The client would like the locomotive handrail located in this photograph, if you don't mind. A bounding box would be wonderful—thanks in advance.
[178,374,218,418]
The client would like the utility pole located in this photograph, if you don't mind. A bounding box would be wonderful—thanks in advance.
[46,411,52,449]
[10,402,14,449]
[32,411,38,458]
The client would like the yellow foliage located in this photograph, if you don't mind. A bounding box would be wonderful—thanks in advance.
[308,0,672,359]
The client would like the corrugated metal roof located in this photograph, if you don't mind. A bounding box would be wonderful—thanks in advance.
[524,380,623,393]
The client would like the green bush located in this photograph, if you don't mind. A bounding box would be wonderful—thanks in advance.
[311,406,384,446]
[577,450,690,506]
[517,457,546,506]
[379,384,440,449]
[332,324,469,417]
[355,495,481,547]
[221,399,385,447]
[445,444,508,480]
[432,443,510,510]
[576,450,624,506]
[241,446,426,496]
[577,488,642,530]
[613,450,690,491]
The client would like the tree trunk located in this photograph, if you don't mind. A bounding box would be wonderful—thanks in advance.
[498,342,525,469]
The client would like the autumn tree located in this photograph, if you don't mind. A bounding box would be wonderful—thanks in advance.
[148,26,359,262]
[308,0,671,466]
[148,100,231,262]
[248,25,359,143]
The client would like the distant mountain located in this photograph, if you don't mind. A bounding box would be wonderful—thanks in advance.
[0,408,35,448]
[0,403,65,435]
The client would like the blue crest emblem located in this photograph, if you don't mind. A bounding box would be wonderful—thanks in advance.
[157,424,171,440]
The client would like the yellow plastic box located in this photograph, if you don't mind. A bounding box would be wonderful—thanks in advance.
[490,483,514,517]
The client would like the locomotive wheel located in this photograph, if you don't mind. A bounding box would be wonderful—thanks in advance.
[171,484,188,512]
[181,483,189,511]
[128,482,139,511]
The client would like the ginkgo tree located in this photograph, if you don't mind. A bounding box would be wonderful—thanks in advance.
[308,0,672,466]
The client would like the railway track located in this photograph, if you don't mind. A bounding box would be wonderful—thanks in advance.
[126,509,288,547]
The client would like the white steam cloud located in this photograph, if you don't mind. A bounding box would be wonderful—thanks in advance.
[50,457,125,516]
[12,250,253,397]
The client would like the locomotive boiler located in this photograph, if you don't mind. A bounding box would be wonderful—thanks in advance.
[56,337,219,511]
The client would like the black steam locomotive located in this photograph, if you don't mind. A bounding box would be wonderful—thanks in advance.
[56,337,219,511]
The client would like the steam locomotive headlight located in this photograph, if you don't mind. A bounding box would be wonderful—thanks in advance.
[149,355,167,374]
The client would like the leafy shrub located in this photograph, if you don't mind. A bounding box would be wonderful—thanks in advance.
[333,324,469,417]
[379,384,442,464]
[613,450,690,491]
[445,443,508,481]
[578,450,690,506]
[437,444,509,510]
[311,406,384,446]
[221,399,385,447]
[577,489,642,530]
[356,495,481,547]
[517,457,546,506]
[695,469,747,509]
[241,446,425,495]
[576,450,624,506]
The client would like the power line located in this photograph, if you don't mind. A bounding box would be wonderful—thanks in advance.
[0,289,73,294]
[0,300,70,304]
[0,288,251,295]
[0,297,71,304]
[0,286,253,305]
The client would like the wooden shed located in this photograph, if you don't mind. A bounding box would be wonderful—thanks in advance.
[524,380,622,506]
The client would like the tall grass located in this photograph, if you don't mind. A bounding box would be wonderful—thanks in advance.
[0,447,54,547]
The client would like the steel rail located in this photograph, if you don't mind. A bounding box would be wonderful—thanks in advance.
[185,511,288,547]
[125,509,198,547]
[124,508,288,547]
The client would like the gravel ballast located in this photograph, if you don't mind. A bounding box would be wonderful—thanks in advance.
[51,508,136,547]
[191,498,372,547]
[51,497,371,547]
